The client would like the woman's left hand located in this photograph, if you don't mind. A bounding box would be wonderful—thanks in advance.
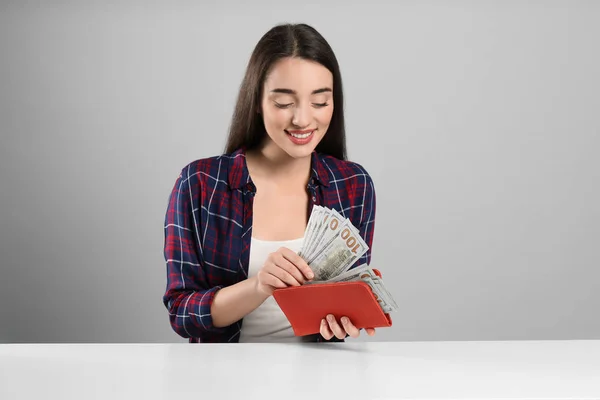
[320,314,376,340]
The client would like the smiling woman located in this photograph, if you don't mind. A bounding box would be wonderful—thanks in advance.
[162,23,377,343]
[262,60,334,149]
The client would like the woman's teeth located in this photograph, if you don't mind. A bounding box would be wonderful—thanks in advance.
[289,131,312,138]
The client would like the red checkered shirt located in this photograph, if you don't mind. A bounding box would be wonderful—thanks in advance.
[163,146,376,343]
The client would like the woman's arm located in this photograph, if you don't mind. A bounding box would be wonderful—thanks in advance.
[212,246,314,327]
[316,165,378,342]
[357,168,377,267]
[164,166,314,336]
[210,277,269,328]
[163,167,229,338]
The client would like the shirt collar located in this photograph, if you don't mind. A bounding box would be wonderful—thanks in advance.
[227,147,331,190]
[310,150,331,188]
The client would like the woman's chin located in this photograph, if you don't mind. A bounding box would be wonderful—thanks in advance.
[268,140,316,159]
[283,145,317,159]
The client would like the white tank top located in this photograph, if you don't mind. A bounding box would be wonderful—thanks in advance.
[238,236,306,343]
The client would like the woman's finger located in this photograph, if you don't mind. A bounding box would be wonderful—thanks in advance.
[262,273,287,289]
[273,252,306,284]
[365,328,376,336]
[320,318,333,340]
[326,314,346,340]
[279,247,314,281]
[266,262,301,287]
[340,316,360,338]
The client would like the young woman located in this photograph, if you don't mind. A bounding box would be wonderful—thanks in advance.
[163,23,377,343]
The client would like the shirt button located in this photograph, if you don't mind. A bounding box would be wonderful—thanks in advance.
[312,196,317,202]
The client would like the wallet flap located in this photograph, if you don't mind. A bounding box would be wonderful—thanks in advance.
[273,279,392,336]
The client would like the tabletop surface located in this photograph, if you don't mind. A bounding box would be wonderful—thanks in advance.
[1,340,599,400]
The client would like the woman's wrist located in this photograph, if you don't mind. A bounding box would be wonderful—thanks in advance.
[253,276,272,299]
[211,276,270,328]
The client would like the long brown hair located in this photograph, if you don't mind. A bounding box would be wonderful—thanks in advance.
[224,23,347,160]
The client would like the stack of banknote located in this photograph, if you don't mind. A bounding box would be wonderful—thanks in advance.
[298,206,398,313]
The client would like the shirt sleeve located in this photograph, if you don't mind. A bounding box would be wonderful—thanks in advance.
[353,169,377,269]
[313,168,377,343]
[162,167,226,338]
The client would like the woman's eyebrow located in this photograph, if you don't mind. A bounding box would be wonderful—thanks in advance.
[270,87,332,95]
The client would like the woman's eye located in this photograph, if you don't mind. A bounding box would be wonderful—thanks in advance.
[274,101,329,109]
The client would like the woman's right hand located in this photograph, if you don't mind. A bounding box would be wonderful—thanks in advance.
[255,247,315,296]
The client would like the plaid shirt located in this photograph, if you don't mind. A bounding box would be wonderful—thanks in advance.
[162,146,376,343]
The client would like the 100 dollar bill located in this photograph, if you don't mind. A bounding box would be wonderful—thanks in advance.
[307,219,369,281]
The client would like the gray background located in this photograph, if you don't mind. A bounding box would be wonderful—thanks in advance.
[1,1,598,343]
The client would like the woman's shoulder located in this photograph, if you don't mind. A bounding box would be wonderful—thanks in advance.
[172,149,243,190]
[178,152,234,173]
[316,152,375,186]
[316,153,376,228]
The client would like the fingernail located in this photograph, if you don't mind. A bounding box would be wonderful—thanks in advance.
[321,319,326,325]
[341,317,348,324]
[327,315,334,322]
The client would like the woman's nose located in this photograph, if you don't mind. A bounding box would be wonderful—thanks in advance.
[292,104,311,128]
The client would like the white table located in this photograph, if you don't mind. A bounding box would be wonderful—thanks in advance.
[1,340,599,399]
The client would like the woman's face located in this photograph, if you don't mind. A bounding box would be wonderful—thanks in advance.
[260,57,334,159]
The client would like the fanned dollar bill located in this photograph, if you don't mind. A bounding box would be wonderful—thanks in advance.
[297,206,398,313]
[307,219,368,281]
[298,206,323,259]
[327,263,398,313]
[305,210,345,263]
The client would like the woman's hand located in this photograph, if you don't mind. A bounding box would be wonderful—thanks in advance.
[320,314,376,340]
[255,247,314,296]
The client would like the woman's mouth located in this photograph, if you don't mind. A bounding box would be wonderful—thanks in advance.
[285,129,315,145]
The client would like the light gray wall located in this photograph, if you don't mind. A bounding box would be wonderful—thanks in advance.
[1,1,598,343]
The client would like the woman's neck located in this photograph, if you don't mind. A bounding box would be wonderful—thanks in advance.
[246,140,311,184]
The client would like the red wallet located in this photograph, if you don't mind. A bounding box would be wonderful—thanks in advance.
[272,268,393,336]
